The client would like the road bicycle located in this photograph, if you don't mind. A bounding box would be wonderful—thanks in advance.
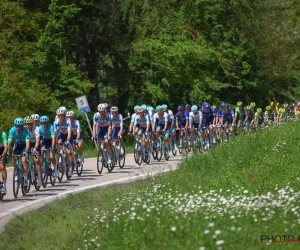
[111,136,125,169]
[41,148,56,187]
[97,139,115,174]
[28,151,41,191]
[12,154,28,198]
[72,142,83,176]
[57,142,73,181]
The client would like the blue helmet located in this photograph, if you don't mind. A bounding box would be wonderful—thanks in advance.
[205,103,211,109]
[202,102,207,107]
[147,106,154,111]
[141,104,147,110]
[134,105,140,112]
[40,116,49,123]
[185,104,191,109]
[14,118,24,126]
[224,103,229,109]
[177,105,184,111]
[191,105,198,111]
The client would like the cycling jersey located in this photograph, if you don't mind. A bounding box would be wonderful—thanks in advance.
[54,118,71,134]
[70,119,82,136]
[153,112,168,125]
[93,113,111,127]
[8,126,30,144]
[26,125,40,143]
[111,114,124,127]
[130,113,138,124]
[0,131,8,147]
[189,111,203,123]
[220,110,235,124]
[200,108,213,127]
[175,112,188,127]
[39,124,55,140]
[134,114,150,128]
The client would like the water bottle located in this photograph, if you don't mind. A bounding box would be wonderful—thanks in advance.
[127,112,130,118]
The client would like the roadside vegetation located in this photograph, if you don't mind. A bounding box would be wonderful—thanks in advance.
[1,121,300,249]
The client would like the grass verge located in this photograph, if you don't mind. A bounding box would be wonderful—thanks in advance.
[1,121,300,249]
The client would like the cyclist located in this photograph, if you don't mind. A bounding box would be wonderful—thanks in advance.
[219,104,235,139]
[31,114,40,127]
[0,130,8,195]
[110,106,125,155]
[152,105,170,155]
[7,118,30,187]
[128,105,140,135]
[39,115,58,179]
[200,103,214,146]
[93,103,113,164]
[254,108,264,128]
[264,106,276,126]
[244,105,255,132]
[24,116,42,187]
[66,111,84,164]
[54,108,74,177]
[175,105,189,147]
[133,106,152,159]
[189,105,203,148]
[162,104,177,151]
[234,102,247,133]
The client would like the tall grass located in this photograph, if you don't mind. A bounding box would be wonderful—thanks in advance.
[1,121,300,249]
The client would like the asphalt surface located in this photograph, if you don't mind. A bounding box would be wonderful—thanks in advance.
[0,153,183,233]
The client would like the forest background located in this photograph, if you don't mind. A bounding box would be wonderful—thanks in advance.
[1,0,299,140]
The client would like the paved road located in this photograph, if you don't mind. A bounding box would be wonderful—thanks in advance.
[0,154,183,232]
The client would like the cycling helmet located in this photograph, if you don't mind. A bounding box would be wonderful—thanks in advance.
[14,118,24,126]
[66,111,75,117]
[283,103,288,108]
[191,105,198,111]
[141,104,147,110]
[110,106,118,112]
[134,105,140,112]
[265,106,271,111]
[40,116,49,123]
[246,105,251,110]
[104,103,108,109]
[205,103,211,109]
[250,102,256,107]
[212,105,216,109]
[97,103,106,111]
[24,116,33,124]
[57,108,66,115]
[224,104,229,109]
[185,104,191,109]
[257,108,262,113]
[201,102,206,107]
[31,114,40,121]
[237,101,243,107]
[162,104,168,111]
[270,102,274,106]
[147,106,155,111]
[177,105,184,111]
[156,105,163,112]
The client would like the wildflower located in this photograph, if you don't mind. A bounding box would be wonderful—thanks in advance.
[208,222,215,227]
[216,240,225,245]
[171,226,176,231]
[203,229,210,234]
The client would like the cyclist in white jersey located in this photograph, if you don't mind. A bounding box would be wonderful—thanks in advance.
[189,105,203,146]
[152,105,171,156]
[128,105,140,135]
[133,106,152,159]
[66,111,84,163]
[24,116,42,187]
[110,106,125,146]
[31,114,40,127]
[162,104,178,151]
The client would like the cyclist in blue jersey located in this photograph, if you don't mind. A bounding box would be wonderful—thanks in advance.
[200,103,214,146]
[162,104,177,151]
[66,111,84,164]
[24,116,42,186]
[93,103,113,164]
[128,105,140,135]
[175,105,188,147]
[219,104,235,138]
[7,118,30,187]
[39,115,58,178]
[54,108,74,176]
[184,104,191,117]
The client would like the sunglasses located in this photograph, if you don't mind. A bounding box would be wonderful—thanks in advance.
[16,125,23,128]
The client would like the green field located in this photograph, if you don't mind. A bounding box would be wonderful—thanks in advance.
[1,121,300,249]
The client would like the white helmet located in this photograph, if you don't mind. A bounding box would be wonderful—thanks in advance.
[97,103,106,111]
[66,111,75,117]
[57,108,66,115]
[31,114,40,121]
[110,106,118,112]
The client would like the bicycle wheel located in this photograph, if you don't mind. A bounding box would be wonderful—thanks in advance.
[48,161,56,186]
[107,146,115,172]
[118,144,126,169]
[76,159,83,176]
[25,170,32,193]
[133,141,139,164]
[66,164,72,180]
[137,142,143,165]
[42,158,48,188]
[13,166,20,198]
[57,153,64,182]
[0,183,3,201]
[21,176,27,196]
[157,139,163,162]
[97,148,104,174]
[151,141,158,160]
[171,139,177,156]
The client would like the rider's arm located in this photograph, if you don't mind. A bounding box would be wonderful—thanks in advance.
[34,126,40,150]
[2,131,8,156]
